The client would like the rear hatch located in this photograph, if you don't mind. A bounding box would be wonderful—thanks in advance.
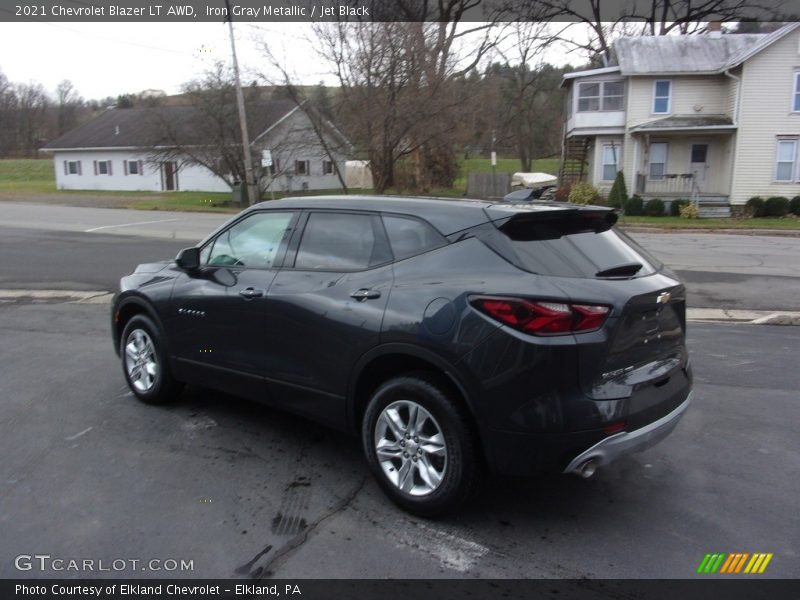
[476,204,690,423]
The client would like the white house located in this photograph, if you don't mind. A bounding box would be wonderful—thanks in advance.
[42,99,351,195]
[560,23,800,214]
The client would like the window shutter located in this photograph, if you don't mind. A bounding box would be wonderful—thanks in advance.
[63,160,68,175]
[78,161,82,175]
[139,160,144,176]
[123,160,128,176]
[108,161,113,176]
[93,160,98,176]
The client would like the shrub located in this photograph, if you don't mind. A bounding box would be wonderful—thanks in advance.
[670,198,691,216]
[554,184,571,202]
[644,198,665,216]
[568,181,600,205]
[606,171,628,208]
[764,196,790,217]
[624,195,644,216]
[745,196,765,218]
[790,196,800,216]
[679,203,699,219]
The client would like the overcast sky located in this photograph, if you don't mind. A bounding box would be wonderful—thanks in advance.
[0,22,581,101]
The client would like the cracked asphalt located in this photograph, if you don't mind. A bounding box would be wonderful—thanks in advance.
[0,204,798,579]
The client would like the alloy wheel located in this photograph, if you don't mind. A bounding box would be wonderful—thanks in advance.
[124,329,158,393]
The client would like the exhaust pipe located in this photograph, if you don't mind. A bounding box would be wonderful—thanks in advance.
[576,458,599,479]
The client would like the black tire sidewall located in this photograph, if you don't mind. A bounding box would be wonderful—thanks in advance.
[120,314,173,404]
[362,374,474,516]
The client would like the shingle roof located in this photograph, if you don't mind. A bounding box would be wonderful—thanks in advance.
[43,99,298,150]
[615,34,764,75]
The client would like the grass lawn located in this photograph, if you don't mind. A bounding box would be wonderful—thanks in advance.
[0,159,57,193]
[618,215,800,230]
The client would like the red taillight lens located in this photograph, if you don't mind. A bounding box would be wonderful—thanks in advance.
[471,297,610,336]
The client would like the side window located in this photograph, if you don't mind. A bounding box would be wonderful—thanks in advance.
[207,211,294,268]
[294,212,389,271]
[382,215,446,261]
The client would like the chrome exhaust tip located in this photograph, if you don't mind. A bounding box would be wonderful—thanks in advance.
[576,458,599,479]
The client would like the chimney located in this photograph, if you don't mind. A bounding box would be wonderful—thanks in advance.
[708,21,722,39]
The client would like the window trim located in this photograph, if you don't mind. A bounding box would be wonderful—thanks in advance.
[652,79,672,114]
[294,159,310,175]
[792,72,800,113]
[773,137,799,182]
[285,210,393,273]
[576,79,626,113]
[322,160,334,175]
[65,160,81,175]
[600,143,621,182]
[648,141,669,180]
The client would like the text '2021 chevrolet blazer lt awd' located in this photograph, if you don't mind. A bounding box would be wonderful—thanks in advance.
[112,196,692,515]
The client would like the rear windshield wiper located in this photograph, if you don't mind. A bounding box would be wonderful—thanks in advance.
[596,262,643,278]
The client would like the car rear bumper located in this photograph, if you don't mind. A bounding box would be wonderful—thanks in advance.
[562,391,692,476]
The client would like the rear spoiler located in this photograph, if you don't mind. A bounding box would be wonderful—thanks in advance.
[485,206,618,241]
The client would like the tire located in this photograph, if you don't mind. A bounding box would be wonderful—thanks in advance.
[362,372,480,516]
[120,314,182,405]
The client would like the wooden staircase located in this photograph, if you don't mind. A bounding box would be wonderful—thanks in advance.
[559,136,590,186]
[697,196,731,218]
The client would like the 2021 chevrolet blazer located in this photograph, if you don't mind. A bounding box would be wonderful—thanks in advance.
[112,196,692,515]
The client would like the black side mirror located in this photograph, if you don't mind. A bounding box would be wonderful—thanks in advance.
[175,247,200,270]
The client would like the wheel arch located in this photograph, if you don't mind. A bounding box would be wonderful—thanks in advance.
[113,295,167,356]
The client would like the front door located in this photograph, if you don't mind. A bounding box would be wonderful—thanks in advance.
[262,211,393,428]
[167,210,298,401]
[690,143,709,188]
[163,161,178,191]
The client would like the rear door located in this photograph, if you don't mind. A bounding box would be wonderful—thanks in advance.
[262,210,393,427]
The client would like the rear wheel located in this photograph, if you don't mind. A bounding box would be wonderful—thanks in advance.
[362,373,480,516]
[120,314,182,404]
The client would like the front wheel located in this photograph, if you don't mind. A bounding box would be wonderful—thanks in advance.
[362,373,480,516]
[120,314,182,404]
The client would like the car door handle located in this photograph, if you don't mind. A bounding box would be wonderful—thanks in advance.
[239,287,265,299]
[350,288,381,301]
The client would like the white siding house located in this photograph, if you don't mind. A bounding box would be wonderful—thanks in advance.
[42,100,351,195]
[561,23,800,212]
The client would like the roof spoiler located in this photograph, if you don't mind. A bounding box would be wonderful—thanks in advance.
[487,207,618,241]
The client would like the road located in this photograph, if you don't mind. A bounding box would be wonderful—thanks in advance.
[0,298,797,578]
[1,202,799,310]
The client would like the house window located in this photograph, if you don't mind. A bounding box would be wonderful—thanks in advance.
[94,160,112,176]
[65,160,81,175]
[295,160,310,175]
[126,160,140,175]
[649,142,668,180]
[775,139,797,181]
[322,160,334,175]
[577,81,625,112]
[793,73,800,112]
[269,159,281,175]
[601,144,620,181]
[653,80,671,114]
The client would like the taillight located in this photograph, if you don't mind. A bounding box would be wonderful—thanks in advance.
[470,296,610,336]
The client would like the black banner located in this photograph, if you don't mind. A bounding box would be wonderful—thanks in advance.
[3,579,800,600]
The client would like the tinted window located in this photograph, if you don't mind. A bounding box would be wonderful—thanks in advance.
[208,211,293,268]
[383,216,446,261]
[482,217,659,278]
[295,212,389,271]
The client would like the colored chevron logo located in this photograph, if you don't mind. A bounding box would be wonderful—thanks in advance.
[696,553,773,574]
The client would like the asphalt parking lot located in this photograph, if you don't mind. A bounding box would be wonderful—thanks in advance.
[1,300,798,579]
[0,203,798,580]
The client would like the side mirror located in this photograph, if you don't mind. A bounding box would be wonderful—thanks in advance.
[175,247,200,271]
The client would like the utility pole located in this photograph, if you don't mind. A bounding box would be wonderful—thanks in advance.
[224,0,258,205]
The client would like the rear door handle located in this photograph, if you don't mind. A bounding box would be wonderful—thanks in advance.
[239,287,265,299]
[350,288,381,301]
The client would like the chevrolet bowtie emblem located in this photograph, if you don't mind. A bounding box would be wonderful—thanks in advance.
[657,292,671,304]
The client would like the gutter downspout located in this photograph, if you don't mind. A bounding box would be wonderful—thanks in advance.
[723,68,742,207]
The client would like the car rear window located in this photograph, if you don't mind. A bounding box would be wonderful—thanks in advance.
[383,215,446,261]
[479,213,661,278]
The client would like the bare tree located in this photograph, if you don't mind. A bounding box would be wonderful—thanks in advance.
[15,82,49,158]
[311,13,505,193]
[0,70,18,157]
[55,80,83,136]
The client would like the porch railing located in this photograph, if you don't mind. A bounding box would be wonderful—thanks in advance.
[635,173,694,196]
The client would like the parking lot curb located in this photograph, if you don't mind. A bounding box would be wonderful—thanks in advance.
[688,308,800,325]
